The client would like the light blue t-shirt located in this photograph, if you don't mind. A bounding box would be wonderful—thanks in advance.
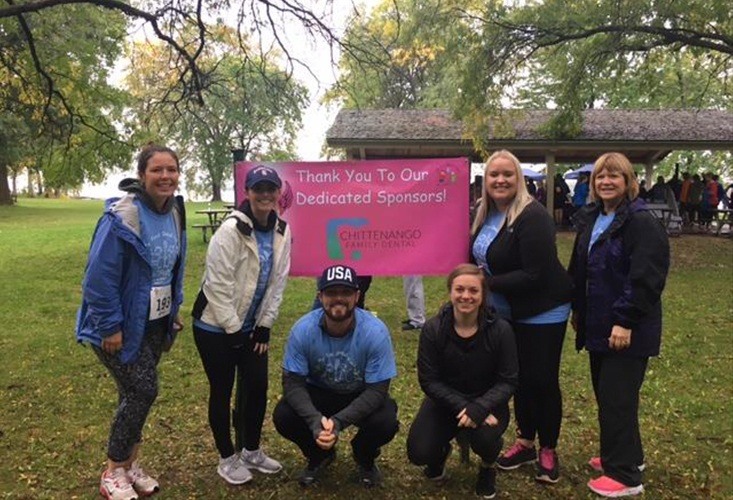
[283,308,397,394]
[136,200,178,286]
[472,210,511,319]
[241,229,274,333]
[590,212,616,252]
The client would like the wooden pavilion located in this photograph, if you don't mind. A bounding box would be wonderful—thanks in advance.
[326,108,733,211]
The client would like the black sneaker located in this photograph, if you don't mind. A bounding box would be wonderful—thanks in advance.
[475,466,496,499]
[496,442,537,470]
[357,463,382,488]
[535,447,559,484]
[423,443,452,481]
[401,320,421,331]
[298,450,335,487]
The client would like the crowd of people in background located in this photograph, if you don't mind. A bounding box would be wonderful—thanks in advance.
[523,163,732,232]
[77,145,671,500]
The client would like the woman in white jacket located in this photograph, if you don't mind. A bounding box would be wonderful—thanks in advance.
[192,166,291,485]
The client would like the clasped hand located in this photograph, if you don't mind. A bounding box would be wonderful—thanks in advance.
[315,416,338,450]
[456,408,498,428]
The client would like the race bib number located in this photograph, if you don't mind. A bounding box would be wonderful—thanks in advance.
[150,285,172,320]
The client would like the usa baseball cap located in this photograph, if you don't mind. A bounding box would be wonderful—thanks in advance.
[246,165,282,189]
[318,265,359,291]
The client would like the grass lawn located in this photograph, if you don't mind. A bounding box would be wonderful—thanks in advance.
[0,198,731,499]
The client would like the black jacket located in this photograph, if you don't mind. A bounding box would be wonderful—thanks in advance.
[568,198,669,357]
[417,304,518,425]
[471,200,573,319]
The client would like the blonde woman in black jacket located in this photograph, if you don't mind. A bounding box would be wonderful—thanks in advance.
[470,150,573,485]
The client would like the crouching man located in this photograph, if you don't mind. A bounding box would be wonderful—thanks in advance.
[273,265,399,488]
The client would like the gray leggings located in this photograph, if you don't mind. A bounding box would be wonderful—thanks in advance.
[93,322,166,462]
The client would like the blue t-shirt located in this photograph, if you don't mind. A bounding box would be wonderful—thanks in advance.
[241,229,274,333]
[282,308,397,394]
[472,210,511,319]
[590,212,616,252]
[136,200,178,286]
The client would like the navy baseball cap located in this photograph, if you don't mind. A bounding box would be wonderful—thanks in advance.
[318,265,359,291]
[246,165,282,189]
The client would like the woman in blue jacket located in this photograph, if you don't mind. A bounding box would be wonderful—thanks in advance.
[569,152,669,498]
[76,144,186,500]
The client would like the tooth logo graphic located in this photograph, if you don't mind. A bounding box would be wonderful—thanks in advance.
[327,218,368,260]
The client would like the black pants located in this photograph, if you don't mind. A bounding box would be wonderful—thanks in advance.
[512,321,566,449]
[272,385,398,467]
[407,398,509,468]
[193,326,268,458]
[590,353,648,487]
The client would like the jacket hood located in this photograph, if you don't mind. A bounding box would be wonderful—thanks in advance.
[118,178,175,214]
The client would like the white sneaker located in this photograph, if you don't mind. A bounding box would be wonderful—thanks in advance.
[127,461,160,496]
[217,454,253,485]
[240,448,283,474]
[100,467,138,500]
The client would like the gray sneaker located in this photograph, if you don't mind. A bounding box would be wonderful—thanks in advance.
[217,454,253,485]
[240,448,283,474]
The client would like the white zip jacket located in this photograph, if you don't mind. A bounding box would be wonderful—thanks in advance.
[193,209,291,334]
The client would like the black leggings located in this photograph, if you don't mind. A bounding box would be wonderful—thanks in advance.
[511,320,566,449]
[93,321,166,463]
[407,398,509,468]
[193,326,268,458]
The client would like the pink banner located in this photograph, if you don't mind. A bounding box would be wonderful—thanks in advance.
[234,158,469,276]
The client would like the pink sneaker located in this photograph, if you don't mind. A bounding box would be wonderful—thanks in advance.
[588,475,644,497]
[588,457,646,472]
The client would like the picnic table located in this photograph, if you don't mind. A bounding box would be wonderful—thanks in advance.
[645,203,682,237]
[193,207,232,242]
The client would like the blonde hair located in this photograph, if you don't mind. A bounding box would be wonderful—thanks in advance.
[589,152,639,202]
[471,150,534,234]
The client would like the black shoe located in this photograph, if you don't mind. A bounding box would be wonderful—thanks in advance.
[475,466,496,499]
[298,450,335,487]
[357,463,382,488]
[496,442,537,470]
[423,443,452,481]
[401,320,422,331]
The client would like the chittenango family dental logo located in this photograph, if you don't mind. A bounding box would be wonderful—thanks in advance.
[327,218,423,260]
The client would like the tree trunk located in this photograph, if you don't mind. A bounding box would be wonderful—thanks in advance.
[0,164,13,205]
[27,168,34,197]
[36,170,43,197]
[211,181,222,202]
[11,170,17,195]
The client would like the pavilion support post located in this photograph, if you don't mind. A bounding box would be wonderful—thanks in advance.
[545,153,556,214]
[645,162,654,187]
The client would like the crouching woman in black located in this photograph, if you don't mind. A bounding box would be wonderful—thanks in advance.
[407,264,518,499]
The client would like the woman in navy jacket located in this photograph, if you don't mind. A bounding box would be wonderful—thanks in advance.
[569,152,669,498]
[470,150,573,485]
[77,145,186,500]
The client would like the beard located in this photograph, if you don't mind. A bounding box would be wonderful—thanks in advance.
[323,301,356,322]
